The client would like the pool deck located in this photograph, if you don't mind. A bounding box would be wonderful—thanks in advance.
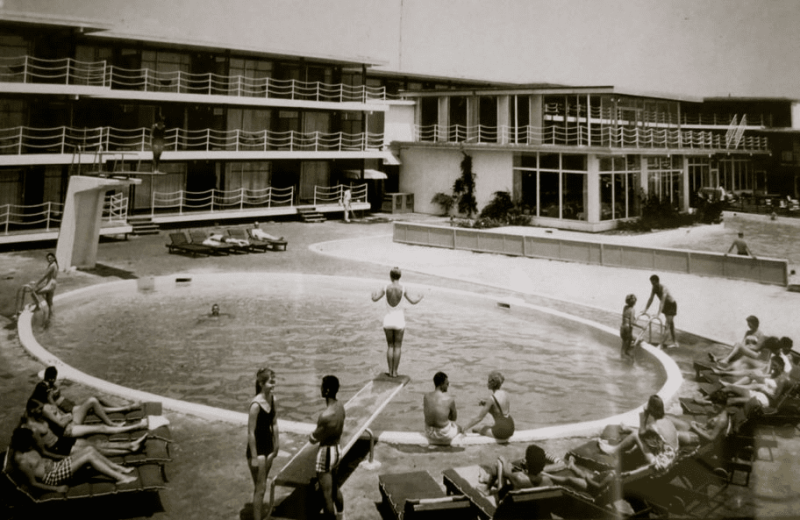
[1,214,799,519]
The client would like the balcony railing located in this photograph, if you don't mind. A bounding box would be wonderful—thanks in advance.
[313,183,368,206]
[544,102,769,127]
[152,185,295,215]
[0,194,125,235]
[412,124,769,151]
[0,126,384,156]
[0,55,389,101]
[0,56,107,86]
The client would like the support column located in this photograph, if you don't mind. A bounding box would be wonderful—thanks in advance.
[680,155,690,212]
[467,96,479,142]
[56,176,140,271]
[497,95,510,144]
[529,95,543,145]
[437,97,449,142]
[586,154,600,223]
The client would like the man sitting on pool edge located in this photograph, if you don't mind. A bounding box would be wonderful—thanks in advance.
[423,371,461,445]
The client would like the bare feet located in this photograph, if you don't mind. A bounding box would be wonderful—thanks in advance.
[131,433,148,452]
[117,474,137,485]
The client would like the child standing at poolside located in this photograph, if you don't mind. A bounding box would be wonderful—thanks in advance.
[620,294,637,361]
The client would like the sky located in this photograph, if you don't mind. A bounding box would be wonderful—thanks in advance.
[8,0,800,98]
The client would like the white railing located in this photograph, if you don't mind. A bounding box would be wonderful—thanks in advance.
[0,56,107,86]
[103,192,129,223]
[313,183,368,206]
[411,124,770,151]
[0,125,384,156]
[0,201,63,235]
[545,102,769,128]
[151,185,295,215]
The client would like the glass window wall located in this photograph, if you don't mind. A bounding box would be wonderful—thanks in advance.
[513,153,588,220]
[599,155,641,221]
[646,156,682,208]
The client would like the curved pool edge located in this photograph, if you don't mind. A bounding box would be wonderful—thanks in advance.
[18,273,683,445]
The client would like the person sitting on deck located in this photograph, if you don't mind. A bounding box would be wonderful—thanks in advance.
[479,444,615,495]
[460,371,515,441]
[709,316,768,368]
[598,395,679,477]
[9,427,137,494]
[30,398,152,439]
[423,371,461,445]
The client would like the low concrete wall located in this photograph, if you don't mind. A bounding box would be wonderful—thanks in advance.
[394,222,789,286]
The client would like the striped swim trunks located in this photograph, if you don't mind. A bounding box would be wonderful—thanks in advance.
[315,444,341,473]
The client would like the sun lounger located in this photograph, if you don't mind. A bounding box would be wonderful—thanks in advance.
[188,230,239,255]
[441,464,621,519]
[166,232,213,257]
[378,471,472,520]
[267,374,410,519]
[248,228,288,251]
[226,228,268,252]
[1,450,166,508]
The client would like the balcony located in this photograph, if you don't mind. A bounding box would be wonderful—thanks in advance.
[0,55,391,105]
[408,124,769,153]
[0,125,385,162]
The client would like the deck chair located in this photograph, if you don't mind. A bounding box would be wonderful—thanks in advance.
[378,471,472,520]
[441,464,621,519]
[226,228,268,252]
[188,230,236,255]
[166,232,213,257]
[248,227,288,251]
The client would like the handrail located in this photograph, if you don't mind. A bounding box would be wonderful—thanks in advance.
[411,123,769,151]
[151,185,296,215]
[0,125,384,155]
[312,183,368,206]
[0,55,389,101]
[0,201,64,234]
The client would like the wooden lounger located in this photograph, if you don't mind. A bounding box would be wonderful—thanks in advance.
[378,470,471,520]
[248,228,287,251]
[267,374,410,519]
[188,230,236,255]
[166,232,212,257]
[226,228,268,252]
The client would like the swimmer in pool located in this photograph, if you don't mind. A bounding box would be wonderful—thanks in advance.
[198,303,234,322]
[371,267,424,378]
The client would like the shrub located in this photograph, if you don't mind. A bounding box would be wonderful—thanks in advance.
[431,192,455,216]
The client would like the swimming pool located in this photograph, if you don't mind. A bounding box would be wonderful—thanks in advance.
[36,273,665,432]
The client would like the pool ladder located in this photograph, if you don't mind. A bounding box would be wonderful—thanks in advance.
[635,313,664,345]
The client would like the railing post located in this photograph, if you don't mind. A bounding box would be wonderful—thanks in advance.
[207,129,211,152]
[291,79,295,100]
[143,68,148,92]
[316,81,320,101]
[264,77,269,98]
[313,186,317,206]
[46,202,51,230]
[235,129,240,152]
[61,127,66,154]
[18,127,23,155]
[65,58,71,85]
[3,205,8,235]
[211,188,215,212]
[22,56,28,83]
[176,71,181,94]
[263,130,268,152]
[315,131,318,152]
[289,130,293,152]
[240,187,245,210]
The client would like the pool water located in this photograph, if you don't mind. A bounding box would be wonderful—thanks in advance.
[38,274,664,432]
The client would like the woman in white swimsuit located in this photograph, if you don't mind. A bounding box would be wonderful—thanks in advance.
[15,252,58,325]
[371,267,424,377]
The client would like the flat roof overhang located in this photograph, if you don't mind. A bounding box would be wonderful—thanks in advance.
[0,11,112,33]
[393,141,770,157]
[400,85,703,103]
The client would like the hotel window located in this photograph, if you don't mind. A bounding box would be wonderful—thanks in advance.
[449,97,467,142]
[419,97,438,142]
[141,50,190,92]
[646,156,682,208]
[229,58,272,97]
[599,156,641,221]
[513,153,588,220]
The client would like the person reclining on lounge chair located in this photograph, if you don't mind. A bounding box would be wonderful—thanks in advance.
[479,444,614,495]
[205,233,248,247]
[598,395,679,477]
[251,222,284,242]
[33,366,139,416]
[22,401,147,458]
[712,337,794,380]
[709,316,769,368]
[30,399,155,439]
[666,390,730,448]
[9,427,137,494]
[718,356,791,408]
[30,378,139,429]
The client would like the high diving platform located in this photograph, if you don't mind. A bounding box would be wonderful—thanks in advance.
[268,373,410,519]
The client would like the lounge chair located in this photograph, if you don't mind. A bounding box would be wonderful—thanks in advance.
[188,230,235,255]
[1,450,166,510]
[378,471,472,520]
[248,227,287,251]
[166,232,213,257]
[226,228,268,252]
[441,464,621,519]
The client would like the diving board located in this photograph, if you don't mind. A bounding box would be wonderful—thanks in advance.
[268,373,410,519]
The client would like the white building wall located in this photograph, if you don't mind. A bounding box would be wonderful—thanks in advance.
[384,103,416,144]
[398,147,513,215]
[792,102,800,129]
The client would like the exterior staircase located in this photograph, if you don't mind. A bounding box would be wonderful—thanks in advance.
[297,207,326,223]
[128,216,160,236]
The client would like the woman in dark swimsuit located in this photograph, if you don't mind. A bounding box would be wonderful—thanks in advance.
[247,367,279,520]
[461,371,515,441]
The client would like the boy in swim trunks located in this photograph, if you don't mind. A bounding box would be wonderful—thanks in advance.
[309,375,345,520]
[423,371,461,445]
[620,294,638,361]
[641,274,679,349]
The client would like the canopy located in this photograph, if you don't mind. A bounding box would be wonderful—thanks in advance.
[343,169,388,180]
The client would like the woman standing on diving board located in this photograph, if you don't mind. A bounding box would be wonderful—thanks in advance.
[371,267,424,378]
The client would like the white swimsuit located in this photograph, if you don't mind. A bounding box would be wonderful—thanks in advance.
[383,285,405,330]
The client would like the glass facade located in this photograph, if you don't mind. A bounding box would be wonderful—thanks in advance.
[514,153,586,220]
[599,156,641,221]
[646,156,683,207]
